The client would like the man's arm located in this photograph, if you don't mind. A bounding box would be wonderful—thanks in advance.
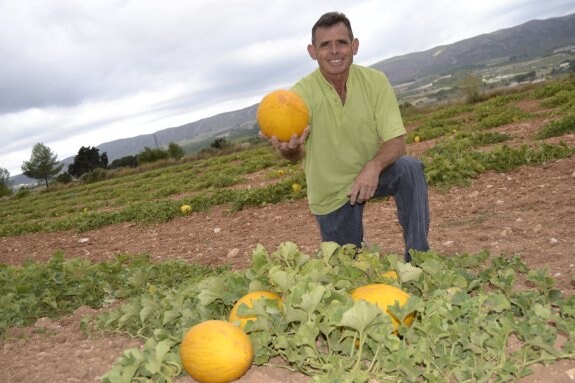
[259,126,310,162]
[348,135,405,205]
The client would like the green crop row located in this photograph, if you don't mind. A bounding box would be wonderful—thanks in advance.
[424,141,574,188]
[0,252,226,335]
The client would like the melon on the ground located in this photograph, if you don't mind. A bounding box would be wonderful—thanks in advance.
[350,284,414,331]
[179,320,253,383]
[229,290,283,328]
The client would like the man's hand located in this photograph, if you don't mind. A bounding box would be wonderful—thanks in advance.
[348,160,381,205]
[348,135,405,205]
[259,126,310,162]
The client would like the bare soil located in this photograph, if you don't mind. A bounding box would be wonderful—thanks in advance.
[1,118,574,382]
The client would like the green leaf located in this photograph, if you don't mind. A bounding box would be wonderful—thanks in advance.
[162,309,181,325]
[396,262,423,282]
[196,277,226,306]
[142,338,173,375]
[340,300,384,334]
[294,321,320,348]
[320,241,341,262]
[297,285,326,316]
[269,268,295,294]
[419,258,443,276]
[101,348,145,383]
[139,297,157,322]
[484,293,511,313]
[251,244,271,274]
[533,303,551,319]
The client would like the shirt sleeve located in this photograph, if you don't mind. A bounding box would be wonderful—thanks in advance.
[373,72,406,142]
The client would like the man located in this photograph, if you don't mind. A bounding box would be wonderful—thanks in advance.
[262,11,429,261]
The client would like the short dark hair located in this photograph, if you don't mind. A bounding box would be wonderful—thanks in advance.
[311,12,354,44]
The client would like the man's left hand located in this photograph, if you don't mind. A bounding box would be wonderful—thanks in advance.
[348,161,381,205]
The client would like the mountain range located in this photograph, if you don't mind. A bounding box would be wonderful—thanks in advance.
[372,12,575,85]
[11,12,575,186]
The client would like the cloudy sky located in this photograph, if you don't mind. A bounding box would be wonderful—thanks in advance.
[1,0,574,176]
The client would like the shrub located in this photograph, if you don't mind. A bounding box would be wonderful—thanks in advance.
[15,187,31,199]
[56,172,73,184]
[81,168,109,184]
[536,114,575,139]
[138,147,169,164]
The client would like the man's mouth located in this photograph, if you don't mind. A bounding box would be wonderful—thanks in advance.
[329,59,343,64]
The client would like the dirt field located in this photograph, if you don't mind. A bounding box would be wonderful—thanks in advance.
[1,116,574,382]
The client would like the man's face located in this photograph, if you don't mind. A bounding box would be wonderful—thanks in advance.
[308,22,359,79]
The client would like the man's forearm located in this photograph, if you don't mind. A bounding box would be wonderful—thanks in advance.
[369,135,405,172]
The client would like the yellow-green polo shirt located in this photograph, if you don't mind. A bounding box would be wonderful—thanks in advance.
[291,64,406,215]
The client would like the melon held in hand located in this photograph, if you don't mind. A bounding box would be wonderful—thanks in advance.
[257,89,309,142]
[179,320,253,383]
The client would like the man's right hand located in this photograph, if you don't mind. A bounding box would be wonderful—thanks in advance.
[259,126,310,161]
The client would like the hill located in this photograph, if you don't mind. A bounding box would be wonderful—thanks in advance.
[372,13,575,85]
[93,103,259,161]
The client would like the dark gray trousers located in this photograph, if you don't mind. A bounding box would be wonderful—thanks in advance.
[315,156,430,262]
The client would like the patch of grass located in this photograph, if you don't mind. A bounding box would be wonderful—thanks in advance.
[540,90,575,109]
[536,114,575,139]
[474,105,527,129]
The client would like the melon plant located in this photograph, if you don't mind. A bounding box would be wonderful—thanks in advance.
[257,89,309,141]
[229,290,283,329]
[96,242,575,383]
[179,320,253,383]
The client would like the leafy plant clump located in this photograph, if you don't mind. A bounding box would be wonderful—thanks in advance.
[0,253,224,336]
[536,113,575,139]
[423,140,574,188]
[93,243,575,383]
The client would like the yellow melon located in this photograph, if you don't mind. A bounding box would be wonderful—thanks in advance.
[380,270,399,280]
[257,90,309,142]
[350,284,414,331]
[229,291,283,328]
[179,320,253,383]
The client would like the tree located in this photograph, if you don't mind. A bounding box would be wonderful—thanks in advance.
[0,167,12,197]
[459,73,484,104]
[168,142,185,160]
[137,147,169,164]
[21,143,64,189]
[100,152,109,168]
[68,146,108,178]
[110,155,138,169]
[211,137,231,150]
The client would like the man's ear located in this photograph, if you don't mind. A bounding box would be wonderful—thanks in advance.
[307,44,317,60]
[352,38,359,55]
